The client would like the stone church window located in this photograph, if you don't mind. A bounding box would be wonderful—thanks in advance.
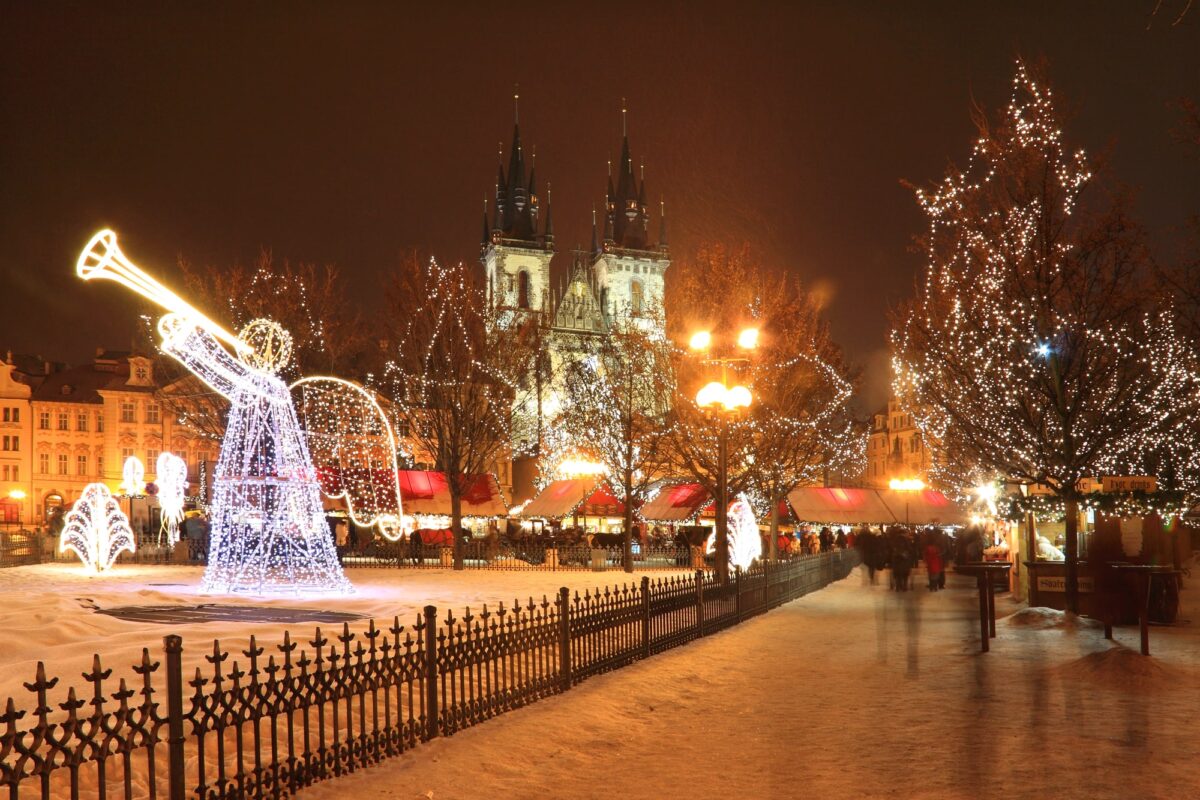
[518,271,530,309]
[630,281,644,314]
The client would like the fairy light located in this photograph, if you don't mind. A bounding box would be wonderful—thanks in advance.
[155,452,188,546]
[891,59,1197,506]
[59,483,136,573]
[159,315,352,595]
[706,493,761,571]
[292,375,405,537]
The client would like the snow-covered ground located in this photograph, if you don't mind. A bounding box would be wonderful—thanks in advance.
[290,565,1200,800]
[0,563,689,707]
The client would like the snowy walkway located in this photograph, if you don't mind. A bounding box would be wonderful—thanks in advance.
[295,566,1200,800]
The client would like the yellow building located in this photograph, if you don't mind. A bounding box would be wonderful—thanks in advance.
[0,350,213,530]
[864,397,932,489]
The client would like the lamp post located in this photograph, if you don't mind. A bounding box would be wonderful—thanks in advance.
[690,328,757,584]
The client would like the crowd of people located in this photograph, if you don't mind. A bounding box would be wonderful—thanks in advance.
[853,525,993,592]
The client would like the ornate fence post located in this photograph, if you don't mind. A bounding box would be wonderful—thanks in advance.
[557,587,572,690]
[163,634,186,800]
[640,576,651,659]
[422,605,439,741]
[695,569,705,638]
[735,566,743,622]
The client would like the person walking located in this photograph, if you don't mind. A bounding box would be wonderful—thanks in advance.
[924,540,944,591]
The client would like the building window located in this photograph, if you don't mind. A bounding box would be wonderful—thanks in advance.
[38,453,49,474]
[76,455,88,476]
[121,448,134,462]
[630,280,644,315]
[517,271,530,309]
[10,436,16,451]
[11,465,17,481]
[120,402,136,424]
[2,409,8,423]
[2,465,8,480]
[147,449,159,468]
[96,413,104,433]
[77,412,88,432]
[11,408,17,423]
[1,436,8,451]
[57,412,69,431]
[57,454,68,475]
[39,411,49,430]
[96,456,103,477]
[145,403,160,424]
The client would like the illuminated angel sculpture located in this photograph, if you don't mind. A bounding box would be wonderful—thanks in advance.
[76,229,352,594]
[156,451,189,546]
[158,315,353,594]
[60,483,136,573]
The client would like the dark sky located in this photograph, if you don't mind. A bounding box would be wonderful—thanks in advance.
[2,1,1197,409]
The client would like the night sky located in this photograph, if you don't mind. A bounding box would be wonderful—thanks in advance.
[2,1,1197,409]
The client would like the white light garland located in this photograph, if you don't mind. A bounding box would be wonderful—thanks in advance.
[59,483,136,573]
[121,456,145,497]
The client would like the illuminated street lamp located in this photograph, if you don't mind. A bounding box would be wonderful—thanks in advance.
[888,477,926,529]
[689,327,758,582]
[8,489,26,529]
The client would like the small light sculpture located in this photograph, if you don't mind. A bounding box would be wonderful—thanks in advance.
[156,451,188,546]
[60,483,136,573]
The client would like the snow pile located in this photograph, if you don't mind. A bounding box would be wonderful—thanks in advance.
[1051,645,1184,689]
[1003,606,1103,630]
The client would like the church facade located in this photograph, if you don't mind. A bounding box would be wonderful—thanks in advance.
[479,108,671,423]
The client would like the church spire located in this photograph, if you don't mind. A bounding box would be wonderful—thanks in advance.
[481,195,490,249]
[543,182,554,244]
[658,196,669,251]
[591,205,599,253]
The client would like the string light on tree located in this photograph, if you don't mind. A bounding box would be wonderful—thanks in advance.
[59,483,136,573]
[889,60,1197,612]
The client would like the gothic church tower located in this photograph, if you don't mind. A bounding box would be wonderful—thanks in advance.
[481,95,554,320]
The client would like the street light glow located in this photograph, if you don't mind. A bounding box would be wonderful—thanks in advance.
[696,381,727,408]
[723,384,752,410]
[7,489,26,501]
[888,478,926,491]
[737,328,759,349]
[689,330,712,351]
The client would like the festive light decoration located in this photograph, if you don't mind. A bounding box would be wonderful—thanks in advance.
[77,229,250,353]
[59,483,136,573]
[889,61,1199,606]
[156,315,353,594]
[121,456,145,497]
[155,452,188,546]
[292,375,405,536]
[706,493,761,571]
[888,478,926,492]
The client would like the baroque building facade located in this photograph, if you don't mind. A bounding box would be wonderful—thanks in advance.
[864,396,932,489]
[0,349,213,530]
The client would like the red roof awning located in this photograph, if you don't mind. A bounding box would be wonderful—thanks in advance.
[878,488,966,526]
[316,467,506,518]
[786,487,897,525]
[640,483,711,522]
[522,478,626,519]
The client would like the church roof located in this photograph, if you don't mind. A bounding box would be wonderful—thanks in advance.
[485,100,553,252]
[598,106,668,256]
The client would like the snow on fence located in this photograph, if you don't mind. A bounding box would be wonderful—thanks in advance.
[0,550,858,799]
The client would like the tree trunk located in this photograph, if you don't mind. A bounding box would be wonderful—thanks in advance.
[768,497,779,561]
[450,487,464,571]
[1063,495,1079,614]
[622,484,634,573]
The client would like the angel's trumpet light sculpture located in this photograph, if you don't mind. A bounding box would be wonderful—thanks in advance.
[156,451,188,547]
[77,230,351,594]
[60,483,136,573]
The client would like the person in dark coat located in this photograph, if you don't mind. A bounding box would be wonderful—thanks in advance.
[819,527,832,553]
[835,530,847,550]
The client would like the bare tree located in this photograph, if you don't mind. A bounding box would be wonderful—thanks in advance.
[383,255,534,569]
[891,60,1191,612]
[555,307,675,571]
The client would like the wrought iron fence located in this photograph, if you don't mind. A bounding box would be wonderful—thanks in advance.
[338,539,694,572]
[0,551,858,799]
